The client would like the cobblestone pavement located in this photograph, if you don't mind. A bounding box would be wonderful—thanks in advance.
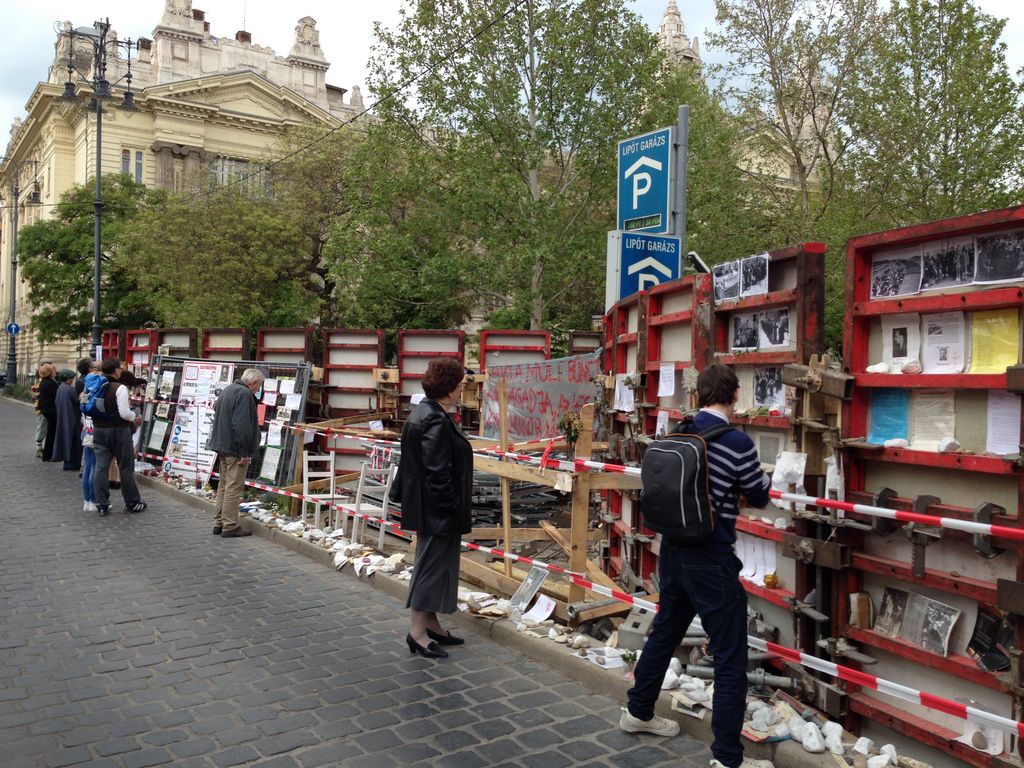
[0,398,714,768]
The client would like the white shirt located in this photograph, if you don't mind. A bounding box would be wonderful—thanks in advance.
[114,381,136,421]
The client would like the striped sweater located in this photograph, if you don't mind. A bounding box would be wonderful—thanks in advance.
[673,410,771,553]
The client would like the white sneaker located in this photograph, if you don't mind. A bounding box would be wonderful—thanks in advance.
[83,501,90,512]
[619,708,680,737]
[710,759,775,768]
[86,502,98,513]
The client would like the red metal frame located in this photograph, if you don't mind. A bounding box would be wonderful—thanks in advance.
[256,327,312,363]
[155,327,198,357]
[201,328,251,360]
[567,330,602,356]
[101,329,124,361]
[841,205,1024,762]
[322,328,384,417]
[397,330,465,407]
[478,330,550,372]
[124,329,156,369]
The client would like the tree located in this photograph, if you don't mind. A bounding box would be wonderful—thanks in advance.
[117,185,316,329]
[17,174,160,342]
[366,0,674,331]
[844,0,1024,225]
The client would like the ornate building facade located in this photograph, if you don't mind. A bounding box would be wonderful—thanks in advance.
[658,0,702,67]
[0,0,361,375]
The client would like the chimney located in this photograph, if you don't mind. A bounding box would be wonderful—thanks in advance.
[192,9,205,21]
[235,30,251,43]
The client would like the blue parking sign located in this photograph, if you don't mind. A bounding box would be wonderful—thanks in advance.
[617,127,673,233]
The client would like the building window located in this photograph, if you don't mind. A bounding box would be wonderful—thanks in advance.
[135,151,143,183]
[121,149,130,173]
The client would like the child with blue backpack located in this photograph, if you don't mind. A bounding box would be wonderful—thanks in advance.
[79,362,102,513]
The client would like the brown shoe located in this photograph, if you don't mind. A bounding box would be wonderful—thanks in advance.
[221,528,252,538]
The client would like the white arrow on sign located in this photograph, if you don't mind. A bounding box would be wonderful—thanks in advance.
[623,156,663,209]
[627,256,673,278]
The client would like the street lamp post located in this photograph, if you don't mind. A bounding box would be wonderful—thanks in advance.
[3,159,40,386]
[59,19,138,359]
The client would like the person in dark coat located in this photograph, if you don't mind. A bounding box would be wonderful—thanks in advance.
[392,357,473,659]
[206,368,264,538]
[37,364,59,461]
[52,369,83,471]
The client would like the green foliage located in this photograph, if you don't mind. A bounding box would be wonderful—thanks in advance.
[17,174,161,342]
[117,185,317,329]
[845,0,1024,225]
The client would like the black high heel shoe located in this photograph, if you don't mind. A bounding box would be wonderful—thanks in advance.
[427,628,465,646]
[406,633,448,658]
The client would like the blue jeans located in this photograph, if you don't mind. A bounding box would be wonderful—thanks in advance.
[627,545,749,768]
[82,447,96,503]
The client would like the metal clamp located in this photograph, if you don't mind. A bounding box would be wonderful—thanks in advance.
[973,502,1006,559]
[816,637,877,665]
[785,597,829,623]
[905,495,944,578]
[871,487,898,537]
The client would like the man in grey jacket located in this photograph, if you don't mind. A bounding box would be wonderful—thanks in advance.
[206,368,264,537]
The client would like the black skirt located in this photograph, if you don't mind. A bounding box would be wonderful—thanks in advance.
[405,533,461,614]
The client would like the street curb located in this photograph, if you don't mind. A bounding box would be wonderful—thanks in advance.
[136,474,831,768]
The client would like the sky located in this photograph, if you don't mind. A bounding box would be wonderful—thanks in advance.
[2,0,1022,150]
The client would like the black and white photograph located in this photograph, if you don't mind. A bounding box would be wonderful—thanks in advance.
[758,308,790,348]
[757,433,782,466]
[740,253,769,297]
[874,587,908,638]
[712,260,741,302]
[892,327,908,359]
[921,236,975,291]
[974,229,1024,284]
[870,247,922,299]
[753,366,784,408]
[732,312,759,351]
[899,593,961,657]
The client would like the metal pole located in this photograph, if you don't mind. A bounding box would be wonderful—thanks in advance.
[673,105,689,263]
[6,178,18,385]
[91,30,106,360]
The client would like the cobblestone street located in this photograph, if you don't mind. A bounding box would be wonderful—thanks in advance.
[0,397,713,768]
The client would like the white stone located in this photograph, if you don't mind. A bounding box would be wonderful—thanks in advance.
[821,721,843,740]
[866,362,889,373]
[853,736,874,755]
[787,715,807,743]
[661,670,680,690]
[801,723,825,753]
[938,437,961,453]
[825,733,844,755]
[867,756,891,768]
[669,658,683,675]
[882,438,908,448]
[880,744,898,764]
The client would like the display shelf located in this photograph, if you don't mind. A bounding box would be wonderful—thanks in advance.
[647,309,694,327]
[845,444,1019,475]
[740,577,794,609]
[715,351,803,366]
[847,695,997,768]
[735,515,787,543]
[851,284,1024,317]
[853,372,1007,389]
[716,288,799,314]
[844,626,1007,693]
[850,553,997,604]
[731,414,791,430]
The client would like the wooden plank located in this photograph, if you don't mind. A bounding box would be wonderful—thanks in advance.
[589,473,642,490]
[472,456,572,488]
[468,526,605,541]
[301,412,395,429]
[539,521,617,590]
[280,471,360,495]
[458,557,570,622]
[575,593,661,623]
[499,379,512,577]
[568,404,596,604]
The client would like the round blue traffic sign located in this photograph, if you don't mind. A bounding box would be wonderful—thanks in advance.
[6,323,20,335]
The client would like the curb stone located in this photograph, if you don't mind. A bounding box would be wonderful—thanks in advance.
[137,473,835,768]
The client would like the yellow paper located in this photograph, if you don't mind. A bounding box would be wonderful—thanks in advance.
[970,309,1019,374]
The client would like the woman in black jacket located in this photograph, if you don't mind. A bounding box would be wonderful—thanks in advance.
[394,357,473,659]
[37,364,59,462]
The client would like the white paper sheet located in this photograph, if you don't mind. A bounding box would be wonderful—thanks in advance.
[910,390,955,451]
[285,393,302,411]
[881,312,921,368]
[987,391,1021,455]
[267,423,283,447]
[262,392,278,406]
[369,420,384,431]
[279,379,296,395]
[922,312,965,374]
[655,411,669,437]
[148,419,169,451]
[521,594,556,623]
[260,446,282,481]
[658,363,676,397]
[613,374,635,412]
[263,379,279,392]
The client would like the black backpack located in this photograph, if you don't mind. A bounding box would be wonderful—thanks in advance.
[639,420,733,542]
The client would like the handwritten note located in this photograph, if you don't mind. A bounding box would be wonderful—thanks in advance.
[658,363,675,398]
[987,391,1021,455]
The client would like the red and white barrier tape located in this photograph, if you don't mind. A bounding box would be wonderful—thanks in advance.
[751,637,1024,738]
[462,541,582,577]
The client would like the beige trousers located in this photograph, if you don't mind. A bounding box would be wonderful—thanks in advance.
[214,455,248,532]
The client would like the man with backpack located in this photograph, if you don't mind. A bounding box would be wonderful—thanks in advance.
[91,358,147,516]
[620,363,773,768]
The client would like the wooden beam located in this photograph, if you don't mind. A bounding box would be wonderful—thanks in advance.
[280,471,360,495]
[539,521,618,591]
[459,557,570,622]
[568,403,595,603]
[300,412,395,429]
[590,473,642,490]
[472,456,572,488]
[468,526,605,541]
[499,379,512,578]
[574,594,661,624]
